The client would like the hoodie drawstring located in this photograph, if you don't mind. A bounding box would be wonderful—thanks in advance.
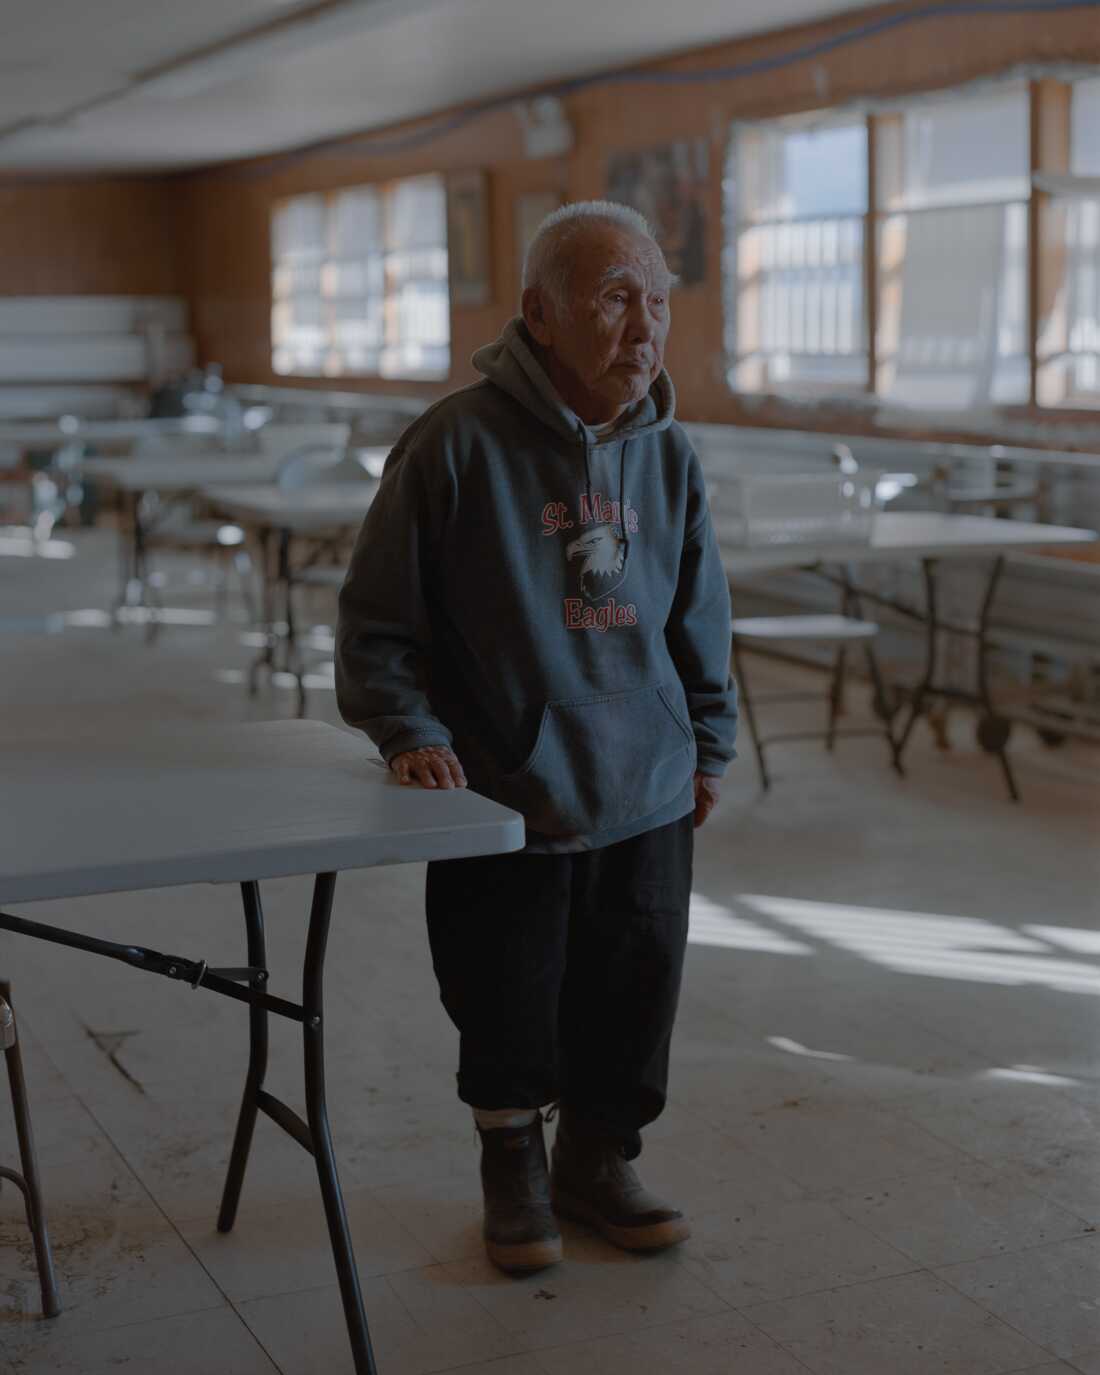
[580,422,594,517]
[619,439,632,568]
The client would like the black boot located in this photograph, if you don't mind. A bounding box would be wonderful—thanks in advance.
[477,1112,562,1274]
[550,1107,690,1252]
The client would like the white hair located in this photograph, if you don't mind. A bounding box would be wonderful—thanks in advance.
[521,199,656,310]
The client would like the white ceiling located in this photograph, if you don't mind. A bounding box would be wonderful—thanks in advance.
[0,0,877,174]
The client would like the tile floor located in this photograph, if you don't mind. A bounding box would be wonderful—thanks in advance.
[0,525,1097,1373]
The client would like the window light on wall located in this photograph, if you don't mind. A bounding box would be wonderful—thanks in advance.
[271,174,450,381]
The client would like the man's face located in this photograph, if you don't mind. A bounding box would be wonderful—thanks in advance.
[524,223,673,423]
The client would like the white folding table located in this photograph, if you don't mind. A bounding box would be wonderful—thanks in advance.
[82,457,283,626]
[0,719,524,1374]
[0,417,223,453]
[204,483,379,716]
[722,511,1098,798]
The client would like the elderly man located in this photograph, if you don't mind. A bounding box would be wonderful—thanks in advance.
[336,199,737,1274]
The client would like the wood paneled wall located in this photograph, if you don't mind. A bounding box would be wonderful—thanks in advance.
[0,178,185,296]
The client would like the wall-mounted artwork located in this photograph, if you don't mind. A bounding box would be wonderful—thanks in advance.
[606,139,709,286]
[515,191,563,298]
[447,169,491,307]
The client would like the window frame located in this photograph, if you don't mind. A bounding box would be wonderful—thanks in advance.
[724,72,1100,416]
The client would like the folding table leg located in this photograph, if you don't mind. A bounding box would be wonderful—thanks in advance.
[302,873,377,1375]
[217,881,269,1233]
[218,875,377,1374]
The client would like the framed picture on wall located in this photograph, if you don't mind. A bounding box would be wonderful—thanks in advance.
[515,191,563,298]
[447,169,491,307]
[606,139,709,286]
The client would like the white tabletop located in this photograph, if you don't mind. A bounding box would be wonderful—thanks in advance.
[0,720,524,905]
[82,456,282,493]
[0,418,222,448]
[205,483,378,533]
[722,512,1097,574]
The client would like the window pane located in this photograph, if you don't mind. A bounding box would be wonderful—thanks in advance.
[877,202,1029,408]
[894,86,1029,210]
[1038,196,1100,406]
[727,117,868,394]
[382,173,449,379]
[387,175,448,249]
[736,120,867,223]
[1072,77,1100,177]
[271,193,328,374]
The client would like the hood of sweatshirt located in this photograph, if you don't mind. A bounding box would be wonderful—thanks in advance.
[471,316,677,447]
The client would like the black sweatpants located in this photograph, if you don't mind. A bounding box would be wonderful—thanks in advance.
[425,813,693,1158]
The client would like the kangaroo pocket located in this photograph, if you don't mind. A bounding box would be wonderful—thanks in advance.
[495,682,696,838]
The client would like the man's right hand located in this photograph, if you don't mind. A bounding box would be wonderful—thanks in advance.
[390,745,467,790]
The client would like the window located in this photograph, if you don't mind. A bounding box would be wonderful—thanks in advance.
[875,85,1030,409]
[726,119,868,394]
[271,174,449,380]
[724,78,1100,414]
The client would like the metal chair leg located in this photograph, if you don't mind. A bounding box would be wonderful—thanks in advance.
[731,636,770,791]
[0,983,61,1319]
[863,643,905,776]
[825,645,847,752]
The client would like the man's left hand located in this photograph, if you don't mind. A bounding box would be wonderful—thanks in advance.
[692,772,721,828]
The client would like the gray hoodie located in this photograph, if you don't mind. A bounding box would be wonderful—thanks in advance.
[335,317,737,852]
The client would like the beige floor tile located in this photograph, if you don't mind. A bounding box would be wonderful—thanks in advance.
[742,1269,1052,1374]
[1011,1365,1096,1374]
[71,1079,316,1226]
[887,1083,1100,1222]
[176,1177,434,1302]
[0,1089,116,1174]
[681,1195,916,1306]
[723,1097,970,1193]
[624,1128,805,1219]
[935,1234,1100,1360]
[531,1308,811,1373]
[239,1268,522,1375]
[833,1160,1091,1266]
[0,1303,279,1374]
[433,1239,729,1349]
[372,1174,484,1265]
[0,1153,225,1342]
[434,1359,547,1375]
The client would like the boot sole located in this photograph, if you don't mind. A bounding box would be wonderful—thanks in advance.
[485,1234,563,1274]
[552,1188,692,1251]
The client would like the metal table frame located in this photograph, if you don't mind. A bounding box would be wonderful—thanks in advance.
[0,874,380,1372]
[817,555,1019,798]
